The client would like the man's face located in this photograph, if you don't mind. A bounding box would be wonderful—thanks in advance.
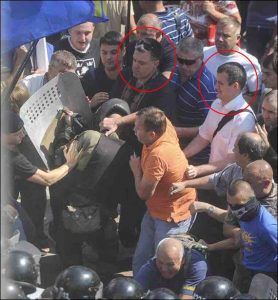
[132,50,158,82]
[216,71,237,102]
[5,128,25,146]
[100,44,123,71]
[215,24,240,53]
[262,65,278,89]
[156,250,184,279]
[177,50,202,80]
[69,22,94,51]
[134,116,154,146]
[262,100,277,129]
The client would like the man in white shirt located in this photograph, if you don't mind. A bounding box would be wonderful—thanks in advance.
[203,17,262,111]
[182,61,256,178]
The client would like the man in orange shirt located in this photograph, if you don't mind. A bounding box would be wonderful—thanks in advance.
[129,107,197,275]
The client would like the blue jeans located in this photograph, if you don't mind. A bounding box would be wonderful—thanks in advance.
[132,211,195,275]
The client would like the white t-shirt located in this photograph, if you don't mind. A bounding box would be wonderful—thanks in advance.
[199,94,256,163]
[203,46,262,93]
[21,73,46,96]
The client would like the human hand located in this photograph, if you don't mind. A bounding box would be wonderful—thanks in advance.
[129,153,141,174]
[189,201,210,214]
[88,92,109,108]
[186,165,198,179]
[63,140,84,169]
[202,0,216,13]
[169,182,186,196]
[99,116,119,136]
[255,123,270,148]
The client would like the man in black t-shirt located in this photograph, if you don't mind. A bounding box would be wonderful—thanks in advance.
[54,22,100,78]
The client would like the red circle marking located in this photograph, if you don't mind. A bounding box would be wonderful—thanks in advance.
[198,49,259,116]
[115,26,177,93]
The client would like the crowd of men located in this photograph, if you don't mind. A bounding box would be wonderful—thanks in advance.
[1,1,277,299]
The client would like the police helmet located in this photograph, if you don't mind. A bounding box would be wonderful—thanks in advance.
[193,276,240,299]
[55,265,102,299]
[1,278,28,299]
[144,288,178,299]
[2,250,38,285]
[103,277,144,299]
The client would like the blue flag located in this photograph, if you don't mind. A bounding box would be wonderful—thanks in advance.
[1,1,108,54]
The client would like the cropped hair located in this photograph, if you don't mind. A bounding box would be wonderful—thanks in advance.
[49,50,77,70]
[177,37,204,58]
[100,31,124,50]
[135,38,162,61]
[136,106,166,136]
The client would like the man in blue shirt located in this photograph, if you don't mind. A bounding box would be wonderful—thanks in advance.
[227,179,277,288]
[171,37,217,165]
[135,238,207,299]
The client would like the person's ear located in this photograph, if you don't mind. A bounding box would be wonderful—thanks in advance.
[154,59,160,68]
[263,179,272,189]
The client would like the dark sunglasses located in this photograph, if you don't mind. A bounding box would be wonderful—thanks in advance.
[135,40,154,52]
[177,56,200,65]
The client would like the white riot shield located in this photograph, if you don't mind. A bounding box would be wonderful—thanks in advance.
[20,72,92,169]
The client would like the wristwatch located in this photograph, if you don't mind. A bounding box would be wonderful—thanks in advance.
[207,205,214,215]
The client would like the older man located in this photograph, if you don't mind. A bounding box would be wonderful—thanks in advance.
[54,22,100,78]
[171,37,217,165]
[135,238,207,299]
[129,107,196,275]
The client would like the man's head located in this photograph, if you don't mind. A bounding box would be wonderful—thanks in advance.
[261,90,277,128]
[262,52,278,89]
[68,22,95,51]
[100,31,124,71]
[243,160,273,198]
[155,238,185,279]
[233,132,267,168]
[137,14,162,41]
[177,37,204,80]
[227,179,256,207]
[216,62,246,103]
[48,50,77,80]
[132,38,162,83]
[1,111,25,147]
[134,107,166,146]
[10,83,30,113]
[215,17,241,53]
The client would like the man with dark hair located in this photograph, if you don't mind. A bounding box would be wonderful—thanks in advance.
[129,107,196,275]
[81,31,125,108]
[54,22,100,78]
[262,52,277,90]
[171,36,217,165]
[179,62,256,179]
[100,38,177,152]
[203,17,262,111]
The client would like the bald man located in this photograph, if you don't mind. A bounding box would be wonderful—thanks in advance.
[125,13,175,78]
[135,238,207,299]
[226,179,277,291]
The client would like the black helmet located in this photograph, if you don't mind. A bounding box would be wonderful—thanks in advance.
[2,250,38,285]
[193,276,240,299]
[55,265,102,299]
[1,278,28,299]
[103,277,144,299]
[144,288,178,299]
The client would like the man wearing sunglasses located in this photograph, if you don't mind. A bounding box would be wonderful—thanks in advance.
[171,37,217,165]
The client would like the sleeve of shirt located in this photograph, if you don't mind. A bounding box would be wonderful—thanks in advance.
[246,57,262,93]
[180,10,193,38]
[198,110,215,142]
[134,260,157,292]
[180,250,208,296]
[261,216,278,253]
[143,154,166,183]
[13,152,38,180]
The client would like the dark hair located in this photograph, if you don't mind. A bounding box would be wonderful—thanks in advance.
[100,31,124,49]
[217,62,247,90]
[136,107,166,135]
[227,179,254,197]
[135,38,162,61]
[262,52,277,75]
[237,134,267,161]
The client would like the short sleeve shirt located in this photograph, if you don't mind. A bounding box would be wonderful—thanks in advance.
[135,249,208,296]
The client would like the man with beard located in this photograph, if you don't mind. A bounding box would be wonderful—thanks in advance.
[81,31,125,111]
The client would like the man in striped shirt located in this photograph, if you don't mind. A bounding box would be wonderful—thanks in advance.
[139,1,193,44]
[171,37,217,165]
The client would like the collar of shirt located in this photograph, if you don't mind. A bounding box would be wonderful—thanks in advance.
[68,36,90,54]
[214,93,245,113]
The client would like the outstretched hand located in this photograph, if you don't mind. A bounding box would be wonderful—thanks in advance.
[63,140,84,169]
[99,117,119,136]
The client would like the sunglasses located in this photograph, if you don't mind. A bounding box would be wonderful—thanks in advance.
[135,40,154,52]
[177,56,200,66]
